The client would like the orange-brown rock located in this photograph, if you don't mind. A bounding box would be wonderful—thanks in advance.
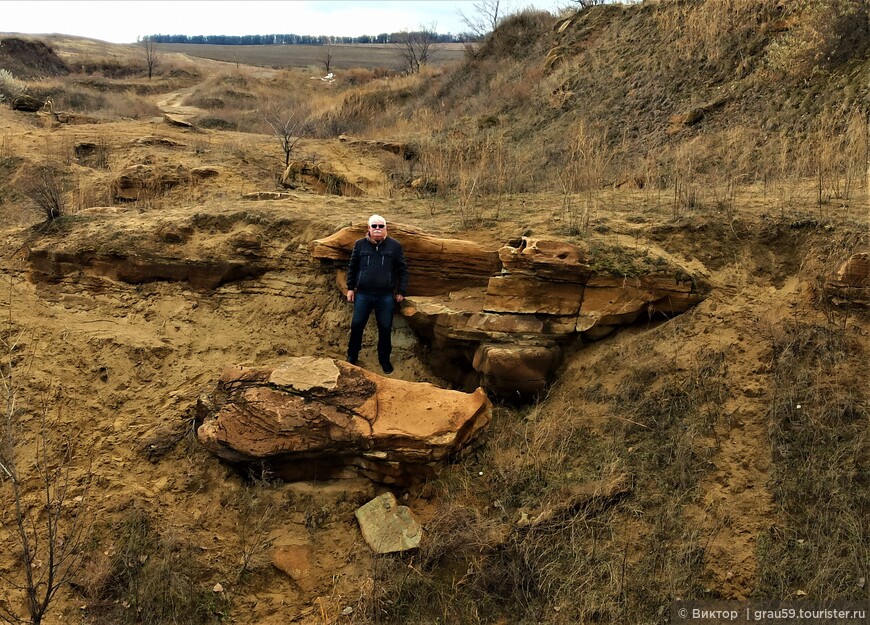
[401,237,705,396]
[473,344,562,397]
[826,252,870,307]
[577,274,704,332]
[310,223,501,296]
[196,356,492,485]
[485,274,584,315]
[497,238,593,283]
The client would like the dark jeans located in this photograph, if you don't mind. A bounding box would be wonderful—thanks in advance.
[347,292,394,366]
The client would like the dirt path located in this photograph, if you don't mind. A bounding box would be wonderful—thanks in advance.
[154,87,209,121]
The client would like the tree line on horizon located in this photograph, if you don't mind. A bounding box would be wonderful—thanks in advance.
[142,31,479,46]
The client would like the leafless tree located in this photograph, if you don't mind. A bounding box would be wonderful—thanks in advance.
[458,0,509,37]
[263,108,307,168]
[141,37,158,79]
[0,313,92,625]
[321,43,333,75]
[395,23,440,74]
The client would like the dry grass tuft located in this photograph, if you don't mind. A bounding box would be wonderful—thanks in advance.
[79,506,229,625]
[757,318,869,597]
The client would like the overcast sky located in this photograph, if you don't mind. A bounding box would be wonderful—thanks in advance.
[1,1,569,43]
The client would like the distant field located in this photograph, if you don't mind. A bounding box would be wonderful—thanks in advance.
[157,42,469,71]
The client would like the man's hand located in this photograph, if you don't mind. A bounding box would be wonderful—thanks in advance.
[395,294,404,303]
[347,290,355,302]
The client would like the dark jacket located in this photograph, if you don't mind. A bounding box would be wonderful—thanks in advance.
[347,236,409,296]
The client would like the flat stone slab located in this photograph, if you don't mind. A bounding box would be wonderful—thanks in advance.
[354,492,422,553]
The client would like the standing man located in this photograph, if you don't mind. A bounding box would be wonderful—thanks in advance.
[346,214,409,374]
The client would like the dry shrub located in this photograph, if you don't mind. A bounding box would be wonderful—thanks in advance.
[100,91,162,119]
[555,121,612,234]
[417,124,520,225]
[26,80,162,118]
[766,0,870,77]
[653,0,777,70]
[0,68,28,102]
[228,485,277,582]
[18,163,68,221]
[341,66,398,86]
[80,506,228,625]
[76,55,143,79]
[807,107,869,207]
[321,85,416,137]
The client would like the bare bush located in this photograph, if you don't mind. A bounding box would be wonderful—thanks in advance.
[232,485,277,582]
[458,0,510,37]
[395,25,440,74]
[0,315,92,625]
[19,164,68,221]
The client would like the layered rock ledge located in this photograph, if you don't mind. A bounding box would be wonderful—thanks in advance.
[196,356,492,485]
[312,225,709,397]
[826,252,870,308]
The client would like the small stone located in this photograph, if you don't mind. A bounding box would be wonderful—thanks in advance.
[213,583,224,593]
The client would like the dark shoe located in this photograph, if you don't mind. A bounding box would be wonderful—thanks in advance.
[380,361,394,374]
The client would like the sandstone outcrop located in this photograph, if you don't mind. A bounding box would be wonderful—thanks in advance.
[826,252,870,307]
[196,356,492,485]
[311,225,708,398]
[338,135,418,160]
[310,222,501,296]
[11,94,43,112]
[112,162,189,201]
[281,161,364,197]
[27,248,268,290]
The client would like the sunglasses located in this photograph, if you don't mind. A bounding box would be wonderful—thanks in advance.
[370,224,386,229]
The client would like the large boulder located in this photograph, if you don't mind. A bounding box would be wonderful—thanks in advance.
[196,356,492,485]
